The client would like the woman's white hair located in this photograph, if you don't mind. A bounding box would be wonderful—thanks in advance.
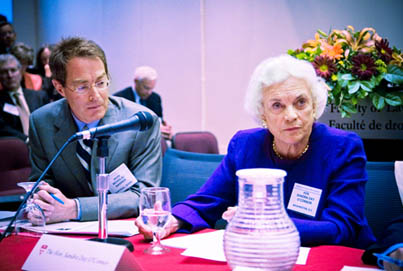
[244,54,328,124]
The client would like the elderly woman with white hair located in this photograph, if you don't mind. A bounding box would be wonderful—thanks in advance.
[135,54,376,248]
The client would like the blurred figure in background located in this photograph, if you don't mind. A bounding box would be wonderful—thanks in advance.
[10,42,42,91]
[114,66,173,140]
[0,54,48,142]
[0,21,16,54]
[29,44,62,101]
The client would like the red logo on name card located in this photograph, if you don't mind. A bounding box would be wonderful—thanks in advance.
[39,244,48,255]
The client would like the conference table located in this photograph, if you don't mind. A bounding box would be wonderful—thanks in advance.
[0,227,377,271]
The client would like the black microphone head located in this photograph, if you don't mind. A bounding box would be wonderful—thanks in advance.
[135,111,154,131]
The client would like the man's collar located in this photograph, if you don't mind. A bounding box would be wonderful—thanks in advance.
[71,113,100,131]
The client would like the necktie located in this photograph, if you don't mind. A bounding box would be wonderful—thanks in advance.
[76,126,94,191]
[11,91,30,136]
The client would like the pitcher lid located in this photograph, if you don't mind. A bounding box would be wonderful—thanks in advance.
[236,168,287,180]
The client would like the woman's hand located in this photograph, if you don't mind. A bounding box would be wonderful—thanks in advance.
[32,182,77,224]
[135,214,182,240]
[222,206,238,222]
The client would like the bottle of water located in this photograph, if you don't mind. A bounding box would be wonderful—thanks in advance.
[223,168,300,271]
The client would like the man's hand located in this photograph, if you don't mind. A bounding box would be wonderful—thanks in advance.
[135,214,182,241]
[32,182,77,223]
[384,247,403,271]
[160,121,173,140]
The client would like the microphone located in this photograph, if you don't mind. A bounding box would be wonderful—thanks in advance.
[73,111,154,140]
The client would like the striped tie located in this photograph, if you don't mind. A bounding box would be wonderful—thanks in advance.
[76,126,93,191]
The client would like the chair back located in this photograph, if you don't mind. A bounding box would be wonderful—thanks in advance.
[0,137,30,203]
[160,137,168,157]
[364,161,403,239]
[161,148,224,205]
[172,131,219,154]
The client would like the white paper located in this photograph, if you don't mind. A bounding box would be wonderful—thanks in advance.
[162,230,310,265]
[23,234,125,271]
[340,266,381,271]
[19,220,138,237]
[395,161,403,206]
[109,163,138,193]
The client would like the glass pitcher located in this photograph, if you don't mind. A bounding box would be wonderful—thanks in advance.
[223,168,300,271]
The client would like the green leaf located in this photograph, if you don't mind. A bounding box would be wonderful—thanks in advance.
[385,93,402,106]
[371,94,385,110]
[348,81,360,94]
[340,74,354,81]
[341,103,357,114]
[385,65,403,84]
[360,80,374,92]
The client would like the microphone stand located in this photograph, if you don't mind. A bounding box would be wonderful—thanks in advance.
[89,136,134,252]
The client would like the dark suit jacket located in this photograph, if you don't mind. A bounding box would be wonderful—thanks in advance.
[114,86,163,119]
[29,96,162,221]
[0,88,49,141]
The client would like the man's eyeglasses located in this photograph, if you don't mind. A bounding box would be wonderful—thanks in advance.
[66,79,110,95]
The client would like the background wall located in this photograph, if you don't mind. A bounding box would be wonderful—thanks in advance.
[13,0,403,153]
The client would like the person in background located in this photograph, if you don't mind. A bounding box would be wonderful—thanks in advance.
[362,216,403,270]
[0,54,48,142]
[29,37,162,223]
[0,21,16,54]
[114,66,173,140]
[29,44,62,101]
[10,42,42,91]
[135,54,376,249]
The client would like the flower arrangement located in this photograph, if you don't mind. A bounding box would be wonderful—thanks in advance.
[288,26,403,117]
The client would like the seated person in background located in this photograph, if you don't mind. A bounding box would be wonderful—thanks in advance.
[114,66,173,140]
[10,42,43,91]
[0,54,48,142]
[136,54,376,249]
[29,37,162,223]
[28,44,62,101]
[0,21,16,54]
[362,215,403,270]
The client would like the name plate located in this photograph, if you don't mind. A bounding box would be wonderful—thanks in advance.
[23,234,140,270]
[287,183,322,217]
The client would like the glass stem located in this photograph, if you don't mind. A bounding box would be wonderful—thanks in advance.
[153,230,161,247]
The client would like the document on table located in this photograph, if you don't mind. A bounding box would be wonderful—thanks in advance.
[161,230,310,264]
[18,220,139,237]
[340,266,381,271]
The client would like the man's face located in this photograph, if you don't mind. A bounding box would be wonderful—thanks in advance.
[135,78,156,100]
[53,57,109,123]
[0,59,22,91]
[0,24,16,48]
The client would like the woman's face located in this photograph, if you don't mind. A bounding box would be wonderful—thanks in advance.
[40,48,51,66]
[261,76,315,146]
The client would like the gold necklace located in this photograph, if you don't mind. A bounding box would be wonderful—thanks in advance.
[272,141,309,160]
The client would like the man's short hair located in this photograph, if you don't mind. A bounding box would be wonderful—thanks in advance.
[0,53,21,68]
[134,66,158,81]
[10,42,34,66]
[50,37,109,86]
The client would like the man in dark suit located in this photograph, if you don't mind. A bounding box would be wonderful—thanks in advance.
[0,22,16,54]
[29,37,162,222]
[0,54,48,142]
[114,66,173,140]
[362,215,403,270]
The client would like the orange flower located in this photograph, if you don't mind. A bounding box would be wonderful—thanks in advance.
[321,43,343,60]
